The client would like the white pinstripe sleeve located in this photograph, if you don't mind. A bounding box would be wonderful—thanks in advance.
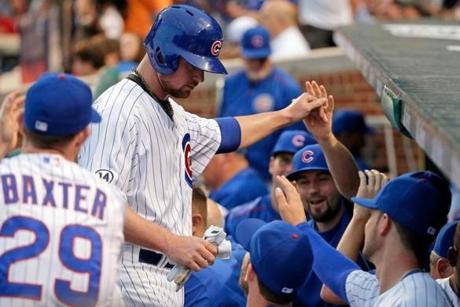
[185,112,221,179]
[345,270,380,307]
[78,89,140,194]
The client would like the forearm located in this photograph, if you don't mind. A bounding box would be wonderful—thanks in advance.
[235,110,293,148]
[316,133,359,200]
[124,207,172,254]
[297,222,359,303]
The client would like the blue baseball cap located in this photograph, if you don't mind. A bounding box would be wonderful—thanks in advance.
[235,219,313,297]
[352,171,451,238]
[240,26,271,59]
[332,109,374,135]
[286,144,329,180]
[25,73,101,136]
[272,130,316,156]
[433,221,458,258]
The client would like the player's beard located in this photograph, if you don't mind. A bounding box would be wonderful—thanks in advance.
[246,63,272,82]
[305,193,341,223]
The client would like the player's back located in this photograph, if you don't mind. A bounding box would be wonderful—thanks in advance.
[0,153,126,307]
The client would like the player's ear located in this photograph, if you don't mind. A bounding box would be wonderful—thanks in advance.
[437,258,454,278]
[246,262,255,282]
[192,213,203,236]
[18,113,24,133]
[379,213,391,236]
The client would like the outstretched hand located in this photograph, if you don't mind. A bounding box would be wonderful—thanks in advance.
[303,81,335,141]
[0,91,24,157]
[274,175,307,226]
[284,84,328,123]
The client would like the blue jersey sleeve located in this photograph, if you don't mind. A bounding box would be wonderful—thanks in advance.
[297,222,360,303]
[216,117,241,153]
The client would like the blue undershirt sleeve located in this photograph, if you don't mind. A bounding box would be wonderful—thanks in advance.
[215,117,241,154]
[297,222,361,303]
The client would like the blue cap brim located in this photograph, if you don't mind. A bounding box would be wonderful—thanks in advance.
[91,108,101,123]
[182,50,227,74]
[241,48,270,59]
[286,167,329,181]
[351,197,379,209]
[235,218,266,251]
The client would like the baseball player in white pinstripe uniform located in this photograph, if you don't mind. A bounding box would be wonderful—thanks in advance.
[0,73,126,306]
[79,4,327,306]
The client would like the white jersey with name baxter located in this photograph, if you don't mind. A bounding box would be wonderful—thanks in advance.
[78,78,222,306]
[0,153,126,307]
[345,270,454,307]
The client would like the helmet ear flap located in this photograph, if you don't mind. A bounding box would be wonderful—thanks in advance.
[153,46,179,75]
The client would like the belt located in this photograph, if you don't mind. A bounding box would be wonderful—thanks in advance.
[138,249,175,269]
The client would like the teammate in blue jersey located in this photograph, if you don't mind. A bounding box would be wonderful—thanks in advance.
[430,221,458,279]
[218,26,305,181]
[283,143,357,307]
[225,130,315,237]
[185,186,246,307]
[276,170,453,307]
[203,151,268,210]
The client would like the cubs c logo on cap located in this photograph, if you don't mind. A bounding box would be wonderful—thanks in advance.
[251,35,264,48]
[292,135,306,147]
[211,40,223,56]
[182,133,193,188]
[301,150,314,164]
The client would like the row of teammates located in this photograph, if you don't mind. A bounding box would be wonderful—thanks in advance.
[0,4,459,307]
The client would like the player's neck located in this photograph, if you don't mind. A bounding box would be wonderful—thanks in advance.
[375,243,419,294]
[21,142,75,162]
[315,205,344,233]
[137,57,168,101]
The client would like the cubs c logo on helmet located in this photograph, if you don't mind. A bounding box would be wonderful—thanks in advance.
[211,40,223,56]
[292,135,306,147]
[301,150,314,164]
[182,133,193,187]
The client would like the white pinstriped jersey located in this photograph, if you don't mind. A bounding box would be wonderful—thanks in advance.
[78,79,222,306]
[345,270,453,307]
[0,153,126,307]
[437,277,460,306]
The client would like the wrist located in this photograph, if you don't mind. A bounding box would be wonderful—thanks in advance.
[159,228,175,255]
[316,132,336,145]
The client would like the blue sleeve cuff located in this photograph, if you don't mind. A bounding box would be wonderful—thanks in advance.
[216,117,241,154]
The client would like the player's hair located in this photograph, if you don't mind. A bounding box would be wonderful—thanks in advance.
[192,185,207,222]
[23,128,78,149]
[394,221,434,271]
[455,223,460,250]
[257,278,293,305]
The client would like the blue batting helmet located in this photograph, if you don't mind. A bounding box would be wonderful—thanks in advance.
[144,5,227,75]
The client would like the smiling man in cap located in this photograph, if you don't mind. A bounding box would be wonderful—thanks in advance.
[225,130,315,237]
[276,170,453,306]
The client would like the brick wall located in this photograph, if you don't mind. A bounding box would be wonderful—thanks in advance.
[177,49,424,176]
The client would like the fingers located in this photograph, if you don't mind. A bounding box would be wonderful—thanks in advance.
[274,187,288,209]
[371,169,381,192]
[327,95,335,113]
[358,170,366,190]
[365,170,374,190]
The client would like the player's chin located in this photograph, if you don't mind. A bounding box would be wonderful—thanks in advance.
[171,88,192,99]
